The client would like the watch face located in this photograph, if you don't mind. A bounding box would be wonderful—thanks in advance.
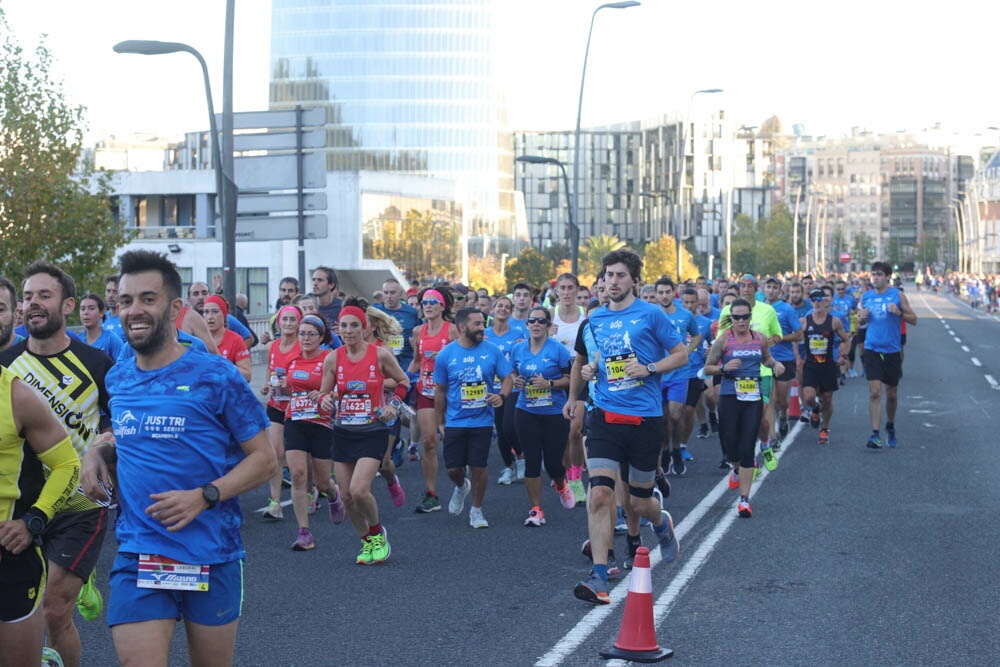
[203,484,220,504]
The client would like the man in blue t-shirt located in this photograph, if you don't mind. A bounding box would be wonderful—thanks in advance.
[433,307,512,529]
[858,261,917,449]
[565,250,687,605]
[79,250,275,667]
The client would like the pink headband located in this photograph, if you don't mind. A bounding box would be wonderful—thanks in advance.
[423,289,445,303]
[277,305,301,322]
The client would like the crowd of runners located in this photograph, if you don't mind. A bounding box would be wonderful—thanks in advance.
[0,249,919,665]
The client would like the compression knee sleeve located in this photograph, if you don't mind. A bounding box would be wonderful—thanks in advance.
[628,484,654,498]
[589,475,615,491]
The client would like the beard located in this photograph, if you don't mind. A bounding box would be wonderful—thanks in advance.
[124,311,173,355]
[467,330,484,345]
[0,317,13,348]
[24,308,63,339]
[609,289,630,303]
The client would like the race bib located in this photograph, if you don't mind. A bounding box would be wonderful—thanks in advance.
[290,391,319,421]
[420,369,436,398]
[808,336,828,355]
[460,381,487,409]
[138,554,209,592]
[605,352,642,392]
[338,392,373,426]
[525,382,553,408]
[735,377,761,402]
[386,334,404,356]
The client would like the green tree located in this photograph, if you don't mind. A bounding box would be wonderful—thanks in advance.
[728,213,758,274]
[505,247,550,293]
[0,12,132,292]
[756,204,795,275]
[852,231,875,267]
[642,234,697,281]
[578,234,627,279]
[543,243,570,271]
[915,237,939,267]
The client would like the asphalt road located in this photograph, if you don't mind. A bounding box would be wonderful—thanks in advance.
[74,286,1000,666]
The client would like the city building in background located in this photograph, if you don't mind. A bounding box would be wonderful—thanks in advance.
[268,0,516,254]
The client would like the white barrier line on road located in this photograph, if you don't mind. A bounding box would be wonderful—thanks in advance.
[919,293,998,391]
[962,346,970,353]
[535,422,804,667]
[971,357,982,367]
[987,375,999,389]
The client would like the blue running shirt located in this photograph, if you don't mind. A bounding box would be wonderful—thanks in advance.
[861,287,903,353]
[374,303,422,369]
[661,307,700,380]
[511,338,571,415]
[583,299,683,417]
[433,340,512,428]
[108,348,269,564]
[484,322,527,392]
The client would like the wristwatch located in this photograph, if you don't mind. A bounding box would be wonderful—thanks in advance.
[21,508,47,543]
[201,483,221,510]
[645,362,657,375]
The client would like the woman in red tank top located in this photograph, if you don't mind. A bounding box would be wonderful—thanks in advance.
[283,314,346,551]
[406,288,458,513]
[259,305,302,520]
[318,306,410,564]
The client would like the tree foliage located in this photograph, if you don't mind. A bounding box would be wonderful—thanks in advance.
[467,255,507,296]
[641,234,697,282]
[363,207,459,281]
[504,246,550,293]
[0,12,131,293]
[578,234,627,279]
[726,203,798,276]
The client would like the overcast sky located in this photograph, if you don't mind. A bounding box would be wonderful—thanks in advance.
[4,0,999,142]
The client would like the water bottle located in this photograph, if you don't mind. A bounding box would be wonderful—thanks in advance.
[390,395,416,420]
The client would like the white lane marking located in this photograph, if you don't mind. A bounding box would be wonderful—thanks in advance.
[536,423,803,666]
[962,346,970,353]
[971,357,982,367]
[987,375,999,389]
[909,409,933,414]
[954,337,962,343]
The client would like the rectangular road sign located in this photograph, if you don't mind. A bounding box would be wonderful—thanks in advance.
[237,192,327,215]
[222,108,326,131]
[233,130,326,153]
[234,214,328,241]
[234,152,326,191]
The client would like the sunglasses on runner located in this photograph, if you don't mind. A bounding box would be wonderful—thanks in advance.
[810,297,825,302]
[731,313,751,321]
[421,299,441,306]
[526,317,549,325]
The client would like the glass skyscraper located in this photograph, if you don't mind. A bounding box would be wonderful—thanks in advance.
[270,0,514,235]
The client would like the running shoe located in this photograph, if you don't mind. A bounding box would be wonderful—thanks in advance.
[800,407,810,424]
[771,437,782,452]
[392,441,405,468]
[524,507,546,527]
[753,462,760,480]
[408,442,420,461]
[515,458,526,481]
[356,537,374,565]
[696,423,710,439]
[281,466,292,488]
[469,506,489,528]
[778,416,789,438]
[369,527,390,563]
[607,552,621,579]
[328,492,347,524]
[809,407,821,429]
[263,497,284,521]
[709,412,719,433]
[307,487,318,515]
[652,487,664,511]
[718,458,732,470]
[819,428,830,445]
[581,538,593,561]
[449,478,472,516]
[680,444,693,461]
[866,432,883,449]
[387,480,406,508]
[651,509,679,563]
[738,500,752,518]
[623,535,641,570]
[497,467,515,485]
[573,572,610,605]
[42,647,64,667]
[614,507,628,533]
[555,481,576,509]
[728,470,740,490]
[669,450,686,477]
[291,527,315,551]
[415,492,441,513]
[654,469,671,500]
[886,423,898,448]
[569,479,587,505]
[76,569,102,621]
[760,442,777,471]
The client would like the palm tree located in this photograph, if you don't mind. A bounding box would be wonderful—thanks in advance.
[579,234,627,277]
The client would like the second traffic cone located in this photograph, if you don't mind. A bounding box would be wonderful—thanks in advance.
[599,547,673,663]
[788,380,801,420]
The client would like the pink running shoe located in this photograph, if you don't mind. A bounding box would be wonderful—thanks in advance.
[328,491,347,524]
[387,480,406,508]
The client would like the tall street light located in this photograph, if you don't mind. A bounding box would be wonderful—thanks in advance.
[573,1,640,274]
[517,155,577,271]
[679,88,722,281]
[113,1,237,303]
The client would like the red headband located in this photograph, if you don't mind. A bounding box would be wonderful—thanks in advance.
[339,305,367,328]
[204,295,228,318]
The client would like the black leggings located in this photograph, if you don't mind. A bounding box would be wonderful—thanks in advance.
[514,409,569,480]
[719,395,763,469]
[494,397,523,467]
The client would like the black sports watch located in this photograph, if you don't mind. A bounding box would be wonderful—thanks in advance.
[201,483,221,510]
[645,362,657,375]
[22,508,47,543]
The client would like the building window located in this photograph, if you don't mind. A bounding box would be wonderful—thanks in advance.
[207,267,269,315]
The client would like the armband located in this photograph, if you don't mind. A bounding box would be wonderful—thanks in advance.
[393,383,409,402]
[34,436,81,519]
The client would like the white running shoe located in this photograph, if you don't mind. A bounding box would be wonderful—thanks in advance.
[469,506,489,528]
[448,478,471,516]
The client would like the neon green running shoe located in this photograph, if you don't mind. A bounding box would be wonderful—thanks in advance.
[356,537,374,565]
[368,527,391,564]
[76,569,102,621]
[760,442,777,472]
[42,646,65,667]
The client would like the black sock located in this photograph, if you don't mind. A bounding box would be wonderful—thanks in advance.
[740,495,749,503]
[886,422,894,430]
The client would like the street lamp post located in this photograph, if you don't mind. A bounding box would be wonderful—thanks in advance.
[573,1,640,275]
[678,88,722,281]
[639,189,669,264]
[113,1,238,303]
[517,155,577,271]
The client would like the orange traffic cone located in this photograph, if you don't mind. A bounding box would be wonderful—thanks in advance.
[788,380,801,420]
[599,547,673,663]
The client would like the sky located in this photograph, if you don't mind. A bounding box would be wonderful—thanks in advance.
[3,0,999,143]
